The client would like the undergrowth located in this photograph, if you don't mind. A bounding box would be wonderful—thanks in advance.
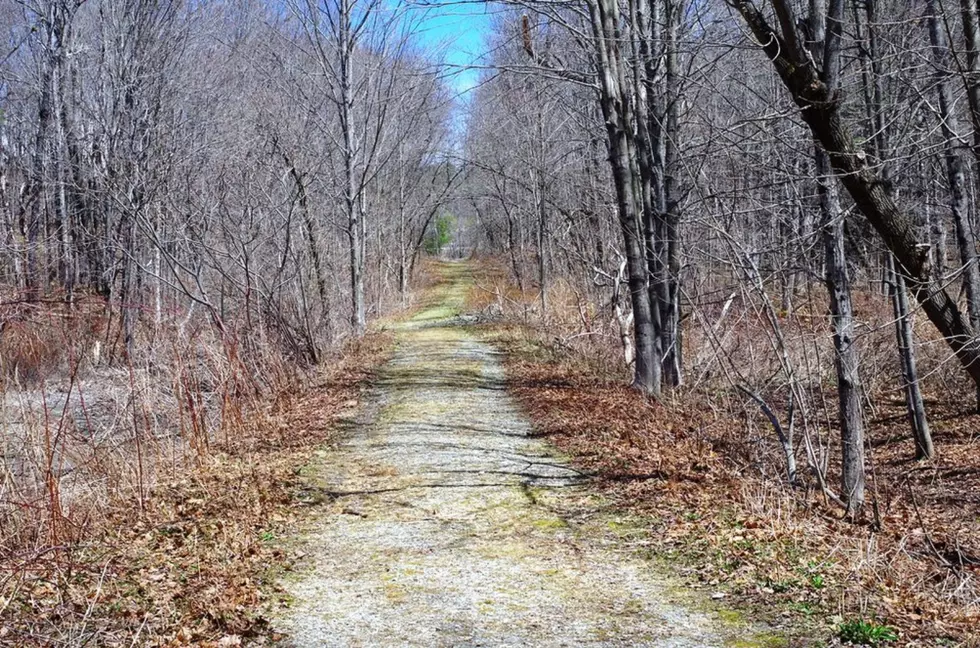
[837,618,900,646]
[0,330,394,647]
[468,255,980,647]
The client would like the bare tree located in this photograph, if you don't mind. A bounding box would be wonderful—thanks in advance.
[728,0,980,393]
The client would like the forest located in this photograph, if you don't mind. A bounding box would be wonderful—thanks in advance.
[1,0,979,645]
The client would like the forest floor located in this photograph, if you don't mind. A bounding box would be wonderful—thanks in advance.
[9,258,973,646]
[0,310,396,646]
[268,261,785,647]
[469,262,979,647]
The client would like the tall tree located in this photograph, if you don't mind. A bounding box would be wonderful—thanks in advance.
[855,0,933,459]
[926,0,980,411]
[727,0,980,395]
[808,0,865,514]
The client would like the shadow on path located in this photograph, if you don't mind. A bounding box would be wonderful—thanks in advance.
[273,262,783,648]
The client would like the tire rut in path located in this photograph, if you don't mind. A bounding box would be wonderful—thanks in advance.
[274,265,781,647]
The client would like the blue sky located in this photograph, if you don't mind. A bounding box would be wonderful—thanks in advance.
[407,1,494,100]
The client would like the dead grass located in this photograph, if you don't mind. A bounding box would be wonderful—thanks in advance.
[0,294,106,387]
[0,329,394,647]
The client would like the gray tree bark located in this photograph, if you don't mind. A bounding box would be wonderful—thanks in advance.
[588,0,661,397]
[337,0,366,335]
[856,0,933,459]
[926,0,980,411]
[659,0,683,388]
[729,0,980,394]
[809,0,865,515]
[960,0,980,161]
[886,254,933,458]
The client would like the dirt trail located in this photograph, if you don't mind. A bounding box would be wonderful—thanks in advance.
[273,263,781,647]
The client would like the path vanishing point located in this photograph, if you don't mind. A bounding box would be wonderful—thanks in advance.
[273,262,782,648]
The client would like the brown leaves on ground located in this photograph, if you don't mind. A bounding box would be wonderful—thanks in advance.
[0,332,393,647]
[495,327,980,646]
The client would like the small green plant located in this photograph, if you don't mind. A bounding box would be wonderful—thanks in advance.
[259,530,276,542]
[789,601,816,617]
[763,577,798,593]
[837,618,898,646]
[799,560,828,589]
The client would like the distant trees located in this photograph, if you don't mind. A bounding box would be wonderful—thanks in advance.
[424,214,455,255]
[0,0,456,363]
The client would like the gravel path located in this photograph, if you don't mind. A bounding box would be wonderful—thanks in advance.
[273,264,781,647]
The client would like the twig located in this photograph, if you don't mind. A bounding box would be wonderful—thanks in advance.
[736,384,797,484]
[904,476,953,569]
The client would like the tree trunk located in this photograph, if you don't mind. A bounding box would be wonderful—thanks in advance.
[856,0,933,458]
[630,0,666,393]
[660,0,683,387]
[340,0,365,335]
[20,4,62,300]
[960,0,980,162]
[817,150,865,512]
[588,0,661,397]
[730,0,980,393]
[398,144,408,301]
[927,0,980,411]
[287,158,330,356]
[886,254,934,458]
[532,167,548,315]
[808,0,865,515]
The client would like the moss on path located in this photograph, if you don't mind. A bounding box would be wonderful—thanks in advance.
[273,261,784,647]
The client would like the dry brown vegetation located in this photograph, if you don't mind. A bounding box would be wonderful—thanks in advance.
[4,254,977,646]
[0,298,394,646]
[468,256,980,646]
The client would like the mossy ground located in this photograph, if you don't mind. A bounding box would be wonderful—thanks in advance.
[271,261,786,647]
